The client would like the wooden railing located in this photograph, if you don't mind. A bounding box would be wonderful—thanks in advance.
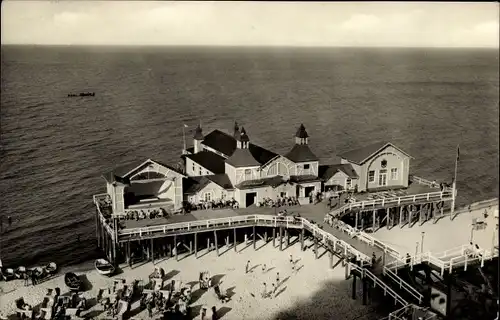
[328,190,453,217]
[384,304,437,320]
[117,214,372,264]
[410,175,439,188]
[385,244,499,276]
[382,267,424,304]
[93,194,115,240]
[348,263,408,307]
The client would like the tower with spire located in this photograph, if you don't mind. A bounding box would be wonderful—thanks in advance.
[193,124,204,154]
[284,123,319,165]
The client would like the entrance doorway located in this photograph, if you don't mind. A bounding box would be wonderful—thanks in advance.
[305,186,315,197]
[379,169,387,187]
[245,192,257,207]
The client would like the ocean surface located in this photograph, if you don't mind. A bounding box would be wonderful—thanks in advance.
[0,45,498,268]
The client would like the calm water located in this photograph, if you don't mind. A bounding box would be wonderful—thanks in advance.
[0,46,498,267]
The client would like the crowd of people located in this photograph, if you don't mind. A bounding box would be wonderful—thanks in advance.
[257,196,301,208]
[183,198,240,212]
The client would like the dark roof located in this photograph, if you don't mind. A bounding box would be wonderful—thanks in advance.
[203,129,236,157]
[183,176,212,195]
[295,124,309,138]
[193,125,204,140]
[289,175,322,183]
[206,174,234,190]
[102,159,185,183]
[184,150,226,174]
[226,149,261,167]
[202,129,277,165]
[338,142,412,165]
[284,144,319,162]
[183,174,234,195]
[318,164,359,181]
[236,176,285,190]
[185,147,194,154]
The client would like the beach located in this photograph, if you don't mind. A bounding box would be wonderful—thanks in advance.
[0,236,384,320]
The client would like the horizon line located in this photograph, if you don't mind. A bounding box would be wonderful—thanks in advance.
[1,44,499,49]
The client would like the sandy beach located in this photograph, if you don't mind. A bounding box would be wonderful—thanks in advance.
[0,236,384,320]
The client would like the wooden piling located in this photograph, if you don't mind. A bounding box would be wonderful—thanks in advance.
[194,232,198,258]
[174,235,178,261]
[95,209,100,248]
[253,226,256,250]
[279,227,283,251]
[386,208,390,229]
[362,277,368,305]
[234,228,237,252]
[352,273,357,300]
[355,211,359,229]
[301,228,305,251]
[127,241,131,267]
[314,237,318,259]
[151,239,154,264]
[272,228,276,247]
[372,210,376,231]
[214,230,219,256]
[329,242,334,268]
[264,230,268,243]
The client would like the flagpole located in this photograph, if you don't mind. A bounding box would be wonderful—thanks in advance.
[182,125,187,155]
[451,145,459,220]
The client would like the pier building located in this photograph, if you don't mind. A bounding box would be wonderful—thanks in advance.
[94,122,498,319]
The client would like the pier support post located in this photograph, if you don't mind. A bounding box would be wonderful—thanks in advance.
[362,277,368,305]
[273,228,276,247]
[167,243,172,258]
[226,236,229,249]
[207,238,210,254]
[285,229,289,249]
[264,230,268,243]
[355,211,359,230]
[314,237,318,259]
[399,206,403,227]
[329,242,334,268]
[253,226,256,250]
[194,232,198,258]
[279,227,283,251]
[174,235,178,261]
[189,240,192,255]
[234,228,237,252]
[386,208,390,229]
[352,273,357,300]
[372,210,376,231]
[214,230,219,256]
[151,239,154,264]
[409,207,413,227]
[96,209,100,248]
[300,228,305,251]
[127,241,131,267]
[446,273,453,318]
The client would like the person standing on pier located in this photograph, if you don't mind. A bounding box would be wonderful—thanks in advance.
[371,252,377,266]
[406,253,411,265]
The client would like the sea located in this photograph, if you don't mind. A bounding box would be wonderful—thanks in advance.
[0,45,498,268]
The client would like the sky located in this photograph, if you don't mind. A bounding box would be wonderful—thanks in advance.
[1,1,499,47]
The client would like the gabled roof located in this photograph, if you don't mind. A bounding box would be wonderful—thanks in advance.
[184,150,226,174]
[102,159,185,183]
[183,174,234,195]
[226,149,261,167]
[236,176,285,190]
[284,144,319,163]
[206,174,234,190]
[318,163,359,181]
[202,129,277,165]
[338,142,413,165]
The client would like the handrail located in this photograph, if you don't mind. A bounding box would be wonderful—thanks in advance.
[382,267,424,304]
[117,214,373,264]
[328,190,453,217]
[349,263,408,307]
[411,176,439,188]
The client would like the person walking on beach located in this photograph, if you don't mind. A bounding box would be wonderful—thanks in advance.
[289,254,293,264]
[23,272,29,286]
[262,282,267,298]
[276,272,280,286]
[271,283,276,299]
[246,260,250,274]
[262,264,266,273]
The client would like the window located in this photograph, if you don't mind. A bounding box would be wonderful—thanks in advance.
[280,192,287,197]
[204,192,212,201]
[346,178,352,189]
[368,170,375,183]
[199,168,202,176]
[192,163,195,172]
[379,169,387,186]
[244,169,252,180]
[304,164,310,170]
[391,168,398,180]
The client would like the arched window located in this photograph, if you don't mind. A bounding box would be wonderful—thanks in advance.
[266,161,289,177]
[131,171,166,180]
